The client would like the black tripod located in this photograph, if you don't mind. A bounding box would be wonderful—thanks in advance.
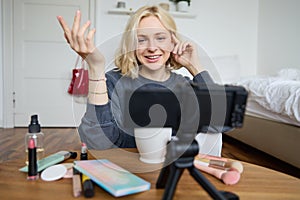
[156,138,239,200]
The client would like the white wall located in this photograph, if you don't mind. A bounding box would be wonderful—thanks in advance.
[182,0,258,79]
[257,0,300,75]
[0,0,299,127]
[0,0,4,127]
[95,0,258,82]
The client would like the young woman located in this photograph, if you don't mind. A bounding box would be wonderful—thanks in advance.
[57,6,222,154]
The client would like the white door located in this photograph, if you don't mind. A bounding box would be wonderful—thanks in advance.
[13,0,91,127]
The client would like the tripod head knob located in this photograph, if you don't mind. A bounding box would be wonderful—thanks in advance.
[166,138,199,162]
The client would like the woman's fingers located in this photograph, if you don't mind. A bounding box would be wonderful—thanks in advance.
[86,28,96,51]
[182,42,192,54]
[77,20,91,52]
[64,32,70,44]
[71,10,81,49]
[57,10,96,58]
[171,34,189,55]
[171,34,180,54]
[57,16,72,44]
[171,33,180,44]
[174,41,189,56]
[71,10,81,37]
[178,41,187,55]
[56,16,68,32]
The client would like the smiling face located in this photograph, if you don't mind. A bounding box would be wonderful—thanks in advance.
[136,16,174,75]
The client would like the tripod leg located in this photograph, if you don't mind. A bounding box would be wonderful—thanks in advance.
[156,164,170,189]
[162,164,184,200]
[188,166,228,200]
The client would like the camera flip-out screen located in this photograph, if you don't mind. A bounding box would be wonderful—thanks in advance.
[124,83,248,134]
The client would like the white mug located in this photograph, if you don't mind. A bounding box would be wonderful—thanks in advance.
[134,127,172,164]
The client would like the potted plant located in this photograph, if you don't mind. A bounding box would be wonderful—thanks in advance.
[173,0,191,6]
[170,0,191,12]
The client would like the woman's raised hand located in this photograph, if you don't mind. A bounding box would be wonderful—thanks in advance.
[57,10,105,78]
[172,34,204,76]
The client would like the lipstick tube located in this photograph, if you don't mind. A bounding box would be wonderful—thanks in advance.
[80,143,88,160]
[27,138,38,180]
[80,143,94,197]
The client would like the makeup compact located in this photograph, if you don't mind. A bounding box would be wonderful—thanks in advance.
[41,164,67,181]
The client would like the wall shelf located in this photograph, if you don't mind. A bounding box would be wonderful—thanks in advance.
[107,9,196,19]
[169,11,196,18]
[107,8,133,15]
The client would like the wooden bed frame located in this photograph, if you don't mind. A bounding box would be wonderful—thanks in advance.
[226,115,300,168]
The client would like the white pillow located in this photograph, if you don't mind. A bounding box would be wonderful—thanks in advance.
[277,68,300,80]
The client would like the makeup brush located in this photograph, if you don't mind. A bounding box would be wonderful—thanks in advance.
[194,162,241,185]
[195,155,244,174]
[197,153,228,162]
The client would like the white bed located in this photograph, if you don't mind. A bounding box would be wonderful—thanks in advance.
[226,68,300,168]
[246,100,300,127]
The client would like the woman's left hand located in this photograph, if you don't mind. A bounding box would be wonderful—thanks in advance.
[172,34,205,76]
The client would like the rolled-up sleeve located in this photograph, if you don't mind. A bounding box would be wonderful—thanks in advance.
[193,71,214,84]
[78,103,117,149]
[78,101,136,149]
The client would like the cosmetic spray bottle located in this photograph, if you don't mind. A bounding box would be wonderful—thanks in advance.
[25,114,44,165]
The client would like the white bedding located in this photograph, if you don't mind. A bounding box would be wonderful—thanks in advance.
[246,100,300,127]
[234,68,300,125]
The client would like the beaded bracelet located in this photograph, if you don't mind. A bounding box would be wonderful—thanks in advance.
[89,91,107,95]
[89,77,107,82]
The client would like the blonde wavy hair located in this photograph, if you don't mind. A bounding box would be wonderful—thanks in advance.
[114,5,182,78]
